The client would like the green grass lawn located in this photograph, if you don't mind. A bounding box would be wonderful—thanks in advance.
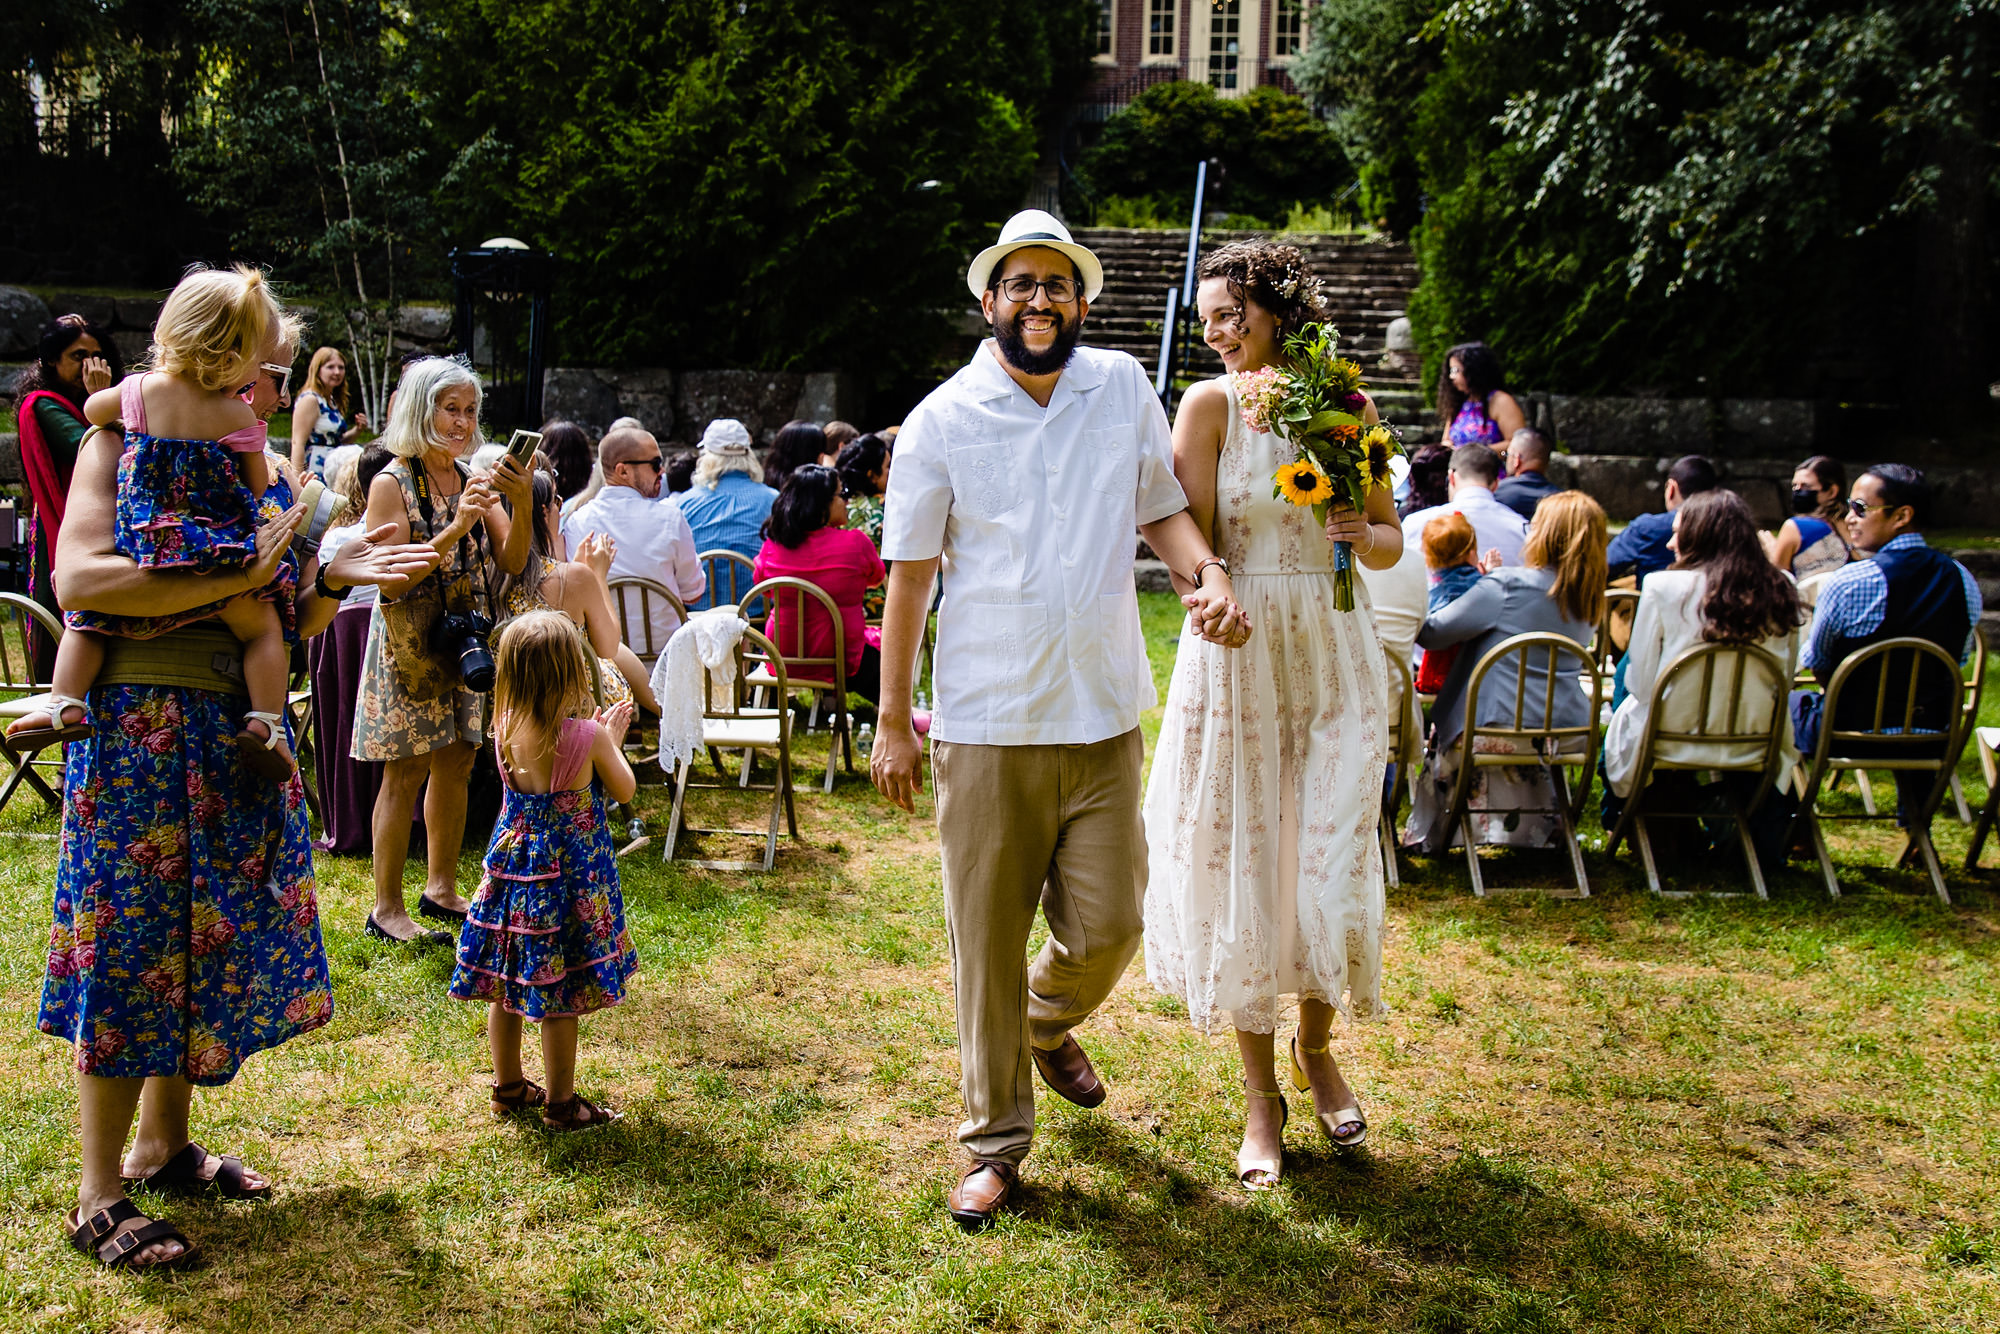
[0,593,1995,1332]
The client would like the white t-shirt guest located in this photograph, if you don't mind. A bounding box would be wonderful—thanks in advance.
[559,426,707,655]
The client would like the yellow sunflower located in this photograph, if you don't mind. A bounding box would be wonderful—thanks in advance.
[1358,425,1396,491]
[1274,459,1333,506]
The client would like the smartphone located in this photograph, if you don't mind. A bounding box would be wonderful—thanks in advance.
[505,429,543,464]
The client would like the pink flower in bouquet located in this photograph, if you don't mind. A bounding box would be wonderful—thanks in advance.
[1233,366,1287,435]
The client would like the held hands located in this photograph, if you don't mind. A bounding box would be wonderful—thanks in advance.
[869,719,925,813]
[595,699,634,749]
[1184,571,1252,648]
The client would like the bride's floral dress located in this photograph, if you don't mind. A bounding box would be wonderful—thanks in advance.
[1142,375,1389,1034]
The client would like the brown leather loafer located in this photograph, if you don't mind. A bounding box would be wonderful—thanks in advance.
[1031,1033,1107,1108]
[947,1160,1018,1231]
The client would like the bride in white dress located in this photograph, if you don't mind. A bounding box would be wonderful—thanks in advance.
[1142,242,1404,1190]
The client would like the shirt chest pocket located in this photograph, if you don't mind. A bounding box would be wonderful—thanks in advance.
[1084,428,1134,498]
[945,442,1022,520]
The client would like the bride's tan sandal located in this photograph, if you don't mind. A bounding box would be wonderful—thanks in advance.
[1289,1036,1367,1150]
[1237,1082,1289,1191]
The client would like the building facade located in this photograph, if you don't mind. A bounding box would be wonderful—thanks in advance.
[1084,0,1310,113]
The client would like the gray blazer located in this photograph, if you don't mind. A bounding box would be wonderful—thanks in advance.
[1417,566,1595,748]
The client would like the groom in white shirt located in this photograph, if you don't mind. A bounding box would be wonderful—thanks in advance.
[871,211,1249,1229]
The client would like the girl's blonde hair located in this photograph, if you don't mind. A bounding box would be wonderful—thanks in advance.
[150,264,281,393]
[1522,490,1608,625]
[304,345,351,417]
[380,356,483,459]
[492,610,590,772]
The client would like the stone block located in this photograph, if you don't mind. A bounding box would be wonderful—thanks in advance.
[1556,454,1668,522]
[1709,457,1802,527]
[1134,559,1173,593]
[1719,399,1817,454]
[0,432,23,486]
[794,371,862,426]
[113,295,163,331]
[604,368,678,440]
[394,304,452,342]
[41,293,115,327]
[110,330,151,365]
[676,370,805,447]
[1548,396,1710,456]
[541,367,624,434]
[0,286,51,358]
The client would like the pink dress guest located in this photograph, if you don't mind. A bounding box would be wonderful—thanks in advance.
[753,527,886,697]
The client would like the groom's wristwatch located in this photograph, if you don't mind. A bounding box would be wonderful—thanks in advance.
[1192,557,1228,587]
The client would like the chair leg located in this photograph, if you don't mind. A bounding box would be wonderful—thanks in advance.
[1552,768,1591,898]
[1853,768,1878,816]
[1966,787,2000,869]
[1910,826,1952,905]
[663,760,692,863]
[1461,826,1486,898]
[1730,798,1769,900]
[1633,816,1665,896]
[1805,808,1841,899]
[821,726,837,794]
[762,753,783,872]
[1378,810,1399,889]
[1950,772,1973,824]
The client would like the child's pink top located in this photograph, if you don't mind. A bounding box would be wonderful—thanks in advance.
[497,716,597,792]
[122,373,268,453]
[752,527,886,680]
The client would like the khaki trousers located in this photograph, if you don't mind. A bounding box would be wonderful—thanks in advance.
[932,729,1146,1166]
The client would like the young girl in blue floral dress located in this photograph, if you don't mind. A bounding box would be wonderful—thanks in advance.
[449,609,639,1131]
[6,265,298,780]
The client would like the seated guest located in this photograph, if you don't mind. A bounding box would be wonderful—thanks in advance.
[752,465,887,702]
[1495,429,1564,520]
[560,425,707,655]
[1604,490,1803,805]
[676,417,779,607]
[1765,454,1852,579]
[763,419,829,490]
[665,449,697,495]
[540,419,595,505]
[1607,453,1716,586]
[1413,512,1486,695]
[821,419,859,466]
[1404,491,1607,852]
[837,432,893,619]
[1399,442,1529,569]
[1397,442,1451,519]
[1792,464,1982,823]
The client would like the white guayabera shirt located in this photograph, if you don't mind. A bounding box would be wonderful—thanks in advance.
[883,341,1188,746]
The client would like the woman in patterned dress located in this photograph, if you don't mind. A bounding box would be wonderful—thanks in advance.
[1142,242,1406,1191]
[1435,341,1526,449]
[43,334,440,1269]
[351,358,532,943]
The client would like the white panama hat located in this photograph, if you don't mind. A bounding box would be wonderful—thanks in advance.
[966,209,1104,304]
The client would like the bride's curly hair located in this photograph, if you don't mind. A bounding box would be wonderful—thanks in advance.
[1194,241,1330,338]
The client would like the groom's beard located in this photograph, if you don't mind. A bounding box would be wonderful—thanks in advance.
[994,305,1083,376]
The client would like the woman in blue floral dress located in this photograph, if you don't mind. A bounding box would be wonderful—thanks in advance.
[42,340,441,1270]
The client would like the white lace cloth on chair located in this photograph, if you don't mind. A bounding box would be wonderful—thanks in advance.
[652,608,747,776]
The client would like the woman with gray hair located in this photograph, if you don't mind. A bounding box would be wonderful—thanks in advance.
[676,417,778,607]
[351,358,533,943]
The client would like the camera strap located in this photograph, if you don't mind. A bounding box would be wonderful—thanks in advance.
[408,458,490,620]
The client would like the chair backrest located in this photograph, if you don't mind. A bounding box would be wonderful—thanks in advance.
[700,549,757,613]
[1595,587,1642,673]
[1794,569,1833,612]
[1460,631,1602,759]
[604,576,687,666]
[739,576,846,694]
[1818,636,1970,758]
[709,625,789,720]
[1963,622,1988,729]
[0,592,60,695]
[1631,640,1789,792]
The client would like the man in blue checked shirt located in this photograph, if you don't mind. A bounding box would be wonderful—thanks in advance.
[1793,463,1983,823]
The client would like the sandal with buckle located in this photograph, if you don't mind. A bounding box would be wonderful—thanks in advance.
[1237,1081,1289,1191]
[1290,1036,1367,1150]
[65,1199,197,1270]
[6,694,93,750]
[122,1139,272,1200]
[491,1077,548,1117]
[542,1091,622,1133]
[235,710,297,782]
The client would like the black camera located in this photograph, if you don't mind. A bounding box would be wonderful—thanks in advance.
[432,610,496,693]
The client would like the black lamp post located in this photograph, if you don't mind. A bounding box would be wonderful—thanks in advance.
[449,238,551,429]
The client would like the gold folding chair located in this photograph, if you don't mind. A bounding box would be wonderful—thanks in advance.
[1947,629,1986,823]
[1964,726,2000,869]
[699,549,757,614]
[0,592,68,820]
[1604,641,1789,898]
[663,626,799,871]
[1379,663,1419,890]
[1594,587,1642,677]
[1788,636,1968,904]
[739,576,854,793]
[1440,631,1604,898]
[286,659,323,832]
[604,576,688,672]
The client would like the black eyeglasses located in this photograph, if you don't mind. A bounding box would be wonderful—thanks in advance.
[629,456,665,472]
[994,275,1079,304]
[1847,498,1893,516]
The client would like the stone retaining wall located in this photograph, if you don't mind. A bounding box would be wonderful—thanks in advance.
[539,367,862,445]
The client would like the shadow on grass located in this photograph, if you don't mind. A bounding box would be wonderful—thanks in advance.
[1040,1114,1886,1333]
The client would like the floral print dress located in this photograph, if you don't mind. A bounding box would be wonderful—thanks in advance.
[39,473,331,1083]
[447,718,637,1019]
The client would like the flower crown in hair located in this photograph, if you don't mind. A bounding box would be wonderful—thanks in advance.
[1273,263,1323,308]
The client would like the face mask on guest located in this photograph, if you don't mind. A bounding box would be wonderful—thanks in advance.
[1791,488,1820,513]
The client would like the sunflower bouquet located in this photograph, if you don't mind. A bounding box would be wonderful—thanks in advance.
[1235,323,1402,611]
